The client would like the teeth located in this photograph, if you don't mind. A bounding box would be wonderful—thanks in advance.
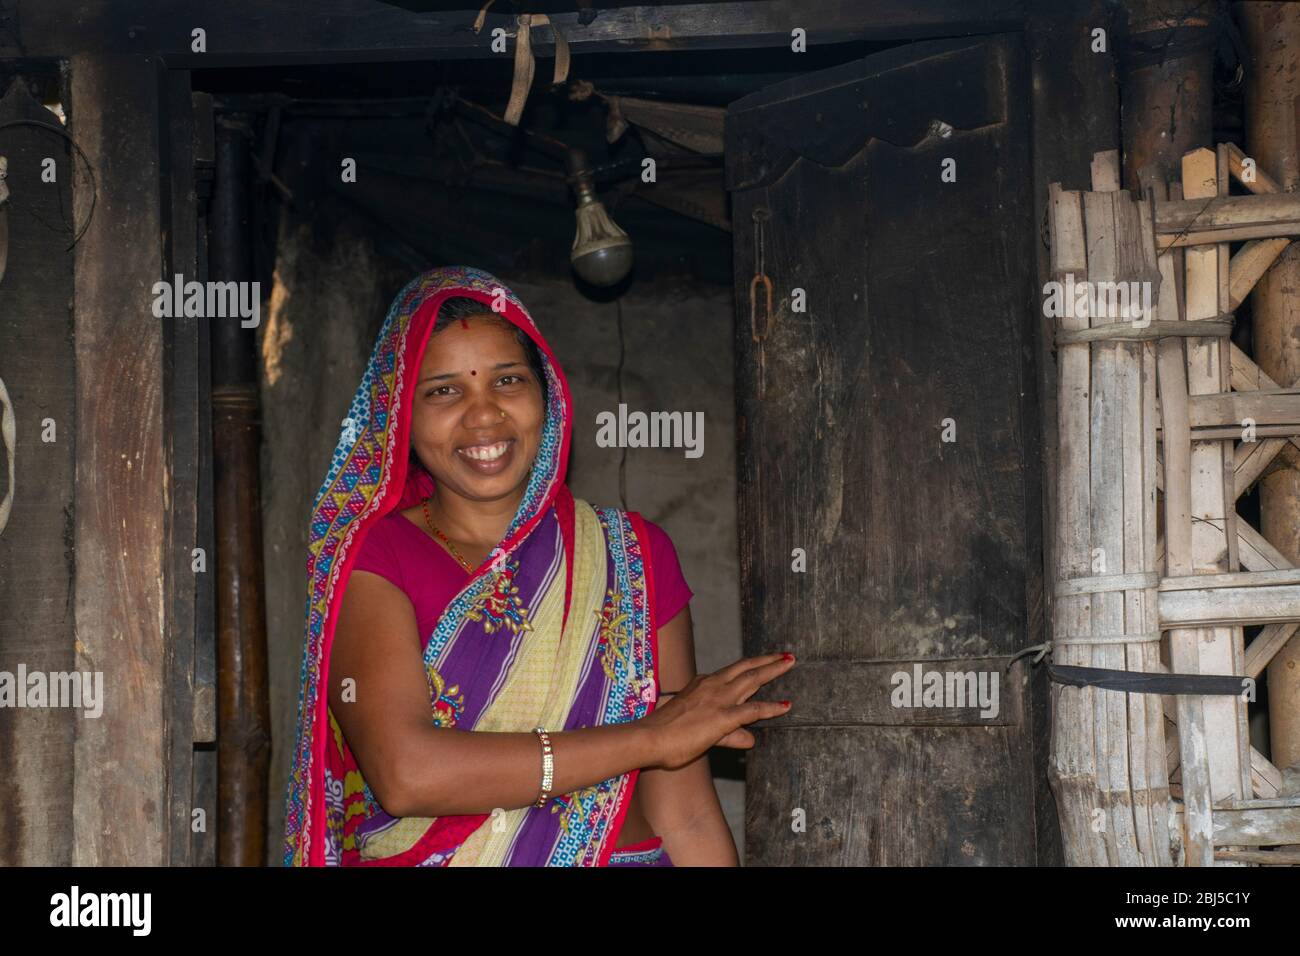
[461,440,510,462]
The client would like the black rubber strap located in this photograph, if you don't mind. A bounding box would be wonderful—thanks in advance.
[1046,662,1248,696]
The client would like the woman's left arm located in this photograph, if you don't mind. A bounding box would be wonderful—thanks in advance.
[636,604,741,866]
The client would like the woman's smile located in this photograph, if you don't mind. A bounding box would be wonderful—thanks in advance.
[456,436,516,473]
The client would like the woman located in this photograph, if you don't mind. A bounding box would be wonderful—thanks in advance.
[283,266,794,867]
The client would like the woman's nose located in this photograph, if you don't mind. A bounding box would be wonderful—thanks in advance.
[464,393,507,427]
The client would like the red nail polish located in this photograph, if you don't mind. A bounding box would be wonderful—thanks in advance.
[780,700,791,707]
[782,652,795,661]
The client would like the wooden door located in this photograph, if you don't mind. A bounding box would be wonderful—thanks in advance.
[727,35,1053,865]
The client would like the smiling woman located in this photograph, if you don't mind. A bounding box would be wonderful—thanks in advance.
[282,266,794,867]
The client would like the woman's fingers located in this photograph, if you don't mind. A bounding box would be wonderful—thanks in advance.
[727,655,796,703]
[715,727,756,749]
[713,652,790,683]
[715,698,789,748]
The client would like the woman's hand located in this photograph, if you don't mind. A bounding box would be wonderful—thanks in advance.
[640,653,795,771]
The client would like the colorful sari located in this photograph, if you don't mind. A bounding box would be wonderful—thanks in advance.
[282,266,665,867]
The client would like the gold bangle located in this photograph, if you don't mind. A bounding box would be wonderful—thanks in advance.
[532,726,554,807]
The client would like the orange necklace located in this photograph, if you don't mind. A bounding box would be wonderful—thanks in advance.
[421,497,475,573]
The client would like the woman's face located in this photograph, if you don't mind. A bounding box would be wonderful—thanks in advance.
[411,314,545,504]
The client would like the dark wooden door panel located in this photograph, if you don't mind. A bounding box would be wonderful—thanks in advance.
[728,35,1048,865]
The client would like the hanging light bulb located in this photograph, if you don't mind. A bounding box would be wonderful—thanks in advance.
[567,148,633,287]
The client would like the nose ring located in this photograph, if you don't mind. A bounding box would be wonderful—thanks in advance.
[499,409,507,418]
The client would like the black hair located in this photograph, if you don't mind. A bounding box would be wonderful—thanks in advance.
[433,296,549,407]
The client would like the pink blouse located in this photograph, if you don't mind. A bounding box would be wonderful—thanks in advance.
[351,510,694,644]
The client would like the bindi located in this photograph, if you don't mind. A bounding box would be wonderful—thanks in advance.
[470,369,477,376]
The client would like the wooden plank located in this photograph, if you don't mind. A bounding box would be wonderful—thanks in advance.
[1159,568,1300,592]
[1182,425,1300,440]
[1150,562,1296,677]
[1247,624,1300,681]
[1212,805,1300,847]
[69,53,169,865]
[1155,191,1300,248]
[1083,185,1135,864]
[1047,183,1105,865]
[1227,342,1300,492]
[1180,147,1251,815]
[1118,183,1170,863]
[1160,155,1214,867]
[1178,388,1300,430]
[1224,142,1285,196]
[1250,748,1282,799]
[1235,437,1290,499]
[749,659,1019,726]
[1222,142,1291,311]
[1090,149,1121,192]
[1239,519,1294,573]
[1228,238,1290,311]
[1215,848,1300,864]
[0,77,78,866]
[1233,341,1286,390]
[1159,583,1300,628]
[160,67,200,867]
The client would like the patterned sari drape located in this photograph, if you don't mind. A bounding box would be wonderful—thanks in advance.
[282,267,660,867]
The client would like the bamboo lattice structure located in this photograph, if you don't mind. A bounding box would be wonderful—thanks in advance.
[1047,148,1300,866]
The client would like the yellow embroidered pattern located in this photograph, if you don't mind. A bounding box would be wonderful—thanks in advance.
[426,663,465,728]
[464,559,534,635]
[594,588,630,681]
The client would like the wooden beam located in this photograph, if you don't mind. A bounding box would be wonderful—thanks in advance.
[1176,388,1300,432]
[1223,142,1285,195]
[1215,848,1300,864]
[1155,192,1300,248]
[69,53,169,865]
[1170,147,1248,863]
[1159,568,1300,592]
[1159,581,1300,628]
[160,69,202,866]
[1229,238,1291,311]
[1212,800,1300,847]
[2,0,1026,63]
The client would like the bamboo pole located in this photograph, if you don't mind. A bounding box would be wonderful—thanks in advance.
[1146,168,1214,865]
[1047,182,1106,865]
[1180,148,1251,820]
[1046,155,1172,865]
[1240,0,1300,776]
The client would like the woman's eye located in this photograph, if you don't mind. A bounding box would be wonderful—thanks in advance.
[497,374,525,386]
[426,385,455,398]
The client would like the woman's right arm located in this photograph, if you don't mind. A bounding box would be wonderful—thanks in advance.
[328,570,792,819]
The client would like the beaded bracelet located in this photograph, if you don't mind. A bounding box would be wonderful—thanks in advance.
[532,726,554,807]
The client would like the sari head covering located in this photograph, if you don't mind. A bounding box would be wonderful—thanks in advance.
[282,266,661,866]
